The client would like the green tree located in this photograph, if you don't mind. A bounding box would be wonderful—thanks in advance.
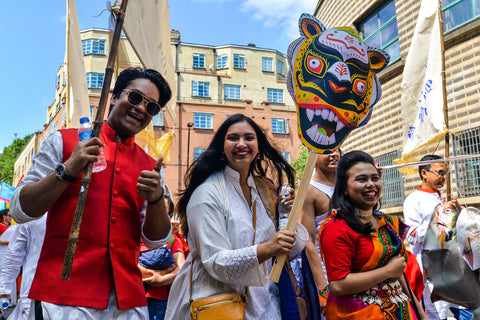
[290,145,309,182]
[0,134,32,185]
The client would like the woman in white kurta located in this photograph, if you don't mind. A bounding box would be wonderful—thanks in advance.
[165,114,307,320]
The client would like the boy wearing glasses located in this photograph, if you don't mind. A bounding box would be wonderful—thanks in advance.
[10,68,172,319]
[403,154,459,320]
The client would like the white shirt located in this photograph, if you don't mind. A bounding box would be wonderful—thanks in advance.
[165,167,307,320]
[403,187,442,266]
[0,216,46,320]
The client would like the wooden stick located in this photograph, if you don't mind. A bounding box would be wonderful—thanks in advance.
[437,0,451,201]
[269,151,317,282]
[60,0,129,280]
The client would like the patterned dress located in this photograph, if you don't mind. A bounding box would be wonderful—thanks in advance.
[320,211,418,320]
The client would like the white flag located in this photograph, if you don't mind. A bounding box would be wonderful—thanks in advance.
[400,0,446,162]
[66,0,90,127]
[118,0,177,126]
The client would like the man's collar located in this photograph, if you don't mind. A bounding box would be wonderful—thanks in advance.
[417,186,440,194]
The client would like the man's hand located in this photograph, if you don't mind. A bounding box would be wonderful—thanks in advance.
[137,156,164,203]
[64,138,105,176]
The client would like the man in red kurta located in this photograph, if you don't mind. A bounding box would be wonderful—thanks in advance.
[10,68,172,320]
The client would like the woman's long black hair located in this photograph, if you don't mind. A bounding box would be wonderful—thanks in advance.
[176,114,295,237]
[329,150,381,235]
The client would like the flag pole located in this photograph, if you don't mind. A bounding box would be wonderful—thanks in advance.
[61,0,129,280]
[437,0,451,201]
[65,0,71,128]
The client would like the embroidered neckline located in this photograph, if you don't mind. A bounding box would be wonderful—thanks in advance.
[354,208,373,218]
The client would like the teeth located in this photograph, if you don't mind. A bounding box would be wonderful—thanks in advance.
[306,108,314,122]
[315,109,322,116]
[336,121,345,132]
[306,123,336,145]
[321,109,329,120]
[328,110,335,122]
[306,124,318,139]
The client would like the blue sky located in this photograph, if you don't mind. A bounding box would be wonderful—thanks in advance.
[0,0,316,151]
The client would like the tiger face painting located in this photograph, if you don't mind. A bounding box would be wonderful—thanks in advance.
[287,14,389,154]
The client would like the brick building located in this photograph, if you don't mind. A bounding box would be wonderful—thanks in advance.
[314,0,480,214]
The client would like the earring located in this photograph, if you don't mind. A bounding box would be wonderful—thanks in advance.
[256,153,261,160]
[220,153,225,161]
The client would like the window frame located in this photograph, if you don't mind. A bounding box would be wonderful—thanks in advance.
[277,59,285,75]
[216,54,228,69]
[193,53,205,68]
[224,84,241,100]
[271,118,289,134]
[86,72,105,89]
[193,147,207,161]
[193,113,213,129]
[192,81,210,97]
[152,110,165,127]
[442,0,480,32]
[267,88,284,103]
[357,0,400,63]
[233,54,246,69]
[262,57,274,72]
[82,38,106,55]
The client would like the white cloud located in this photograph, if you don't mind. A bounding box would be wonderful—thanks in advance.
[240,0,317,41]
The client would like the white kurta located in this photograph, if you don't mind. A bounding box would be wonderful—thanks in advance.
[165,167,307,320]
[0,216,46,320]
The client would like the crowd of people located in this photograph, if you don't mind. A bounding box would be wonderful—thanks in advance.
[0,67,473,320]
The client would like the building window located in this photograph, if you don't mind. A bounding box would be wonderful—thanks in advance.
[358,0,400,63]
[86,73,104,89]
[192,81,210,97]
[193,53,205,68]
[453,126,480,197]
[47,122,57,137]
[217,54,228,69]
[267,88,284,103]
[82,38,106,55]
[277,60,285,75]
[90,105,95,119]
[272,118,289,134]
[281,152,291,164]
[233,54,245,69]
[262,57,274,72]
[443,0,480,32]
[152,110,165,127]
[374,150,404,207]
[194,148,207,161]
[194,113,213,129]
[224,84,241,100]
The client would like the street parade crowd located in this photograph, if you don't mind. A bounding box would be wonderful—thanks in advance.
[0,67,476,320]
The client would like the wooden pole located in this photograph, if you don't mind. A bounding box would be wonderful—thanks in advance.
[65,0,70,128]
[269,151,317,282]
[61,0,129,280]
[438,0,451,201]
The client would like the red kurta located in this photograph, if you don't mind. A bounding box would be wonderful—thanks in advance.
[29,123,155,309]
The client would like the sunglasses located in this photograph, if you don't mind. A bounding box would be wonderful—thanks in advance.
[122,89,161,116]
[426,169,449,177]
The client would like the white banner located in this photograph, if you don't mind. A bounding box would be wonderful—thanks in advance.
[67,0,90,127]
[119,0,177,126]
[400,0,446,161]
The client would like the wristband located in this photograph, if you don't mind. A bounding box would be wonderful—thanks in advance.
[148,191,165,205]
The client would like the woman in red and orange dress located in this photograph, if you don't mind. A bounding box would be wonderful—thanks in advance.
[320,151,428,320]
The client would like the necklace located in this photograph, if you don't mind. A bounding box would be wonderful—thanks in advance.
[354,208,373,218]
